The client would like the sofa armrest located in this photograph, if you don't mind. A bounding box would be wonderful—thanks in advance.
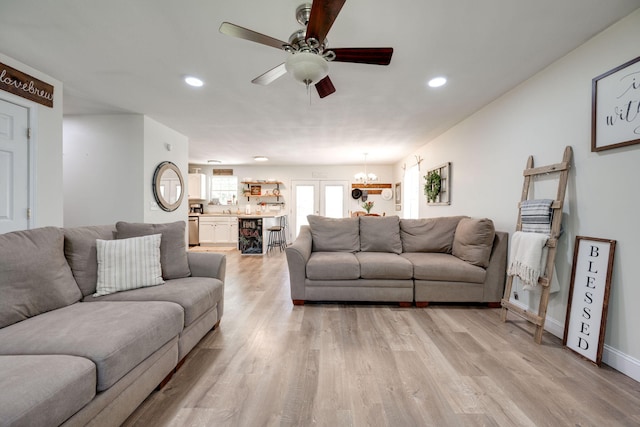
[187,252,226,282]
[483,230,508,302]
[285,225,313,301]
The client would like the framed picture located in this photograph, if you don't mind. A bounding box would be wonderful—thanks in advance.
[250,185,261,195]
[395,182,401,204]
[563,236,616,366]
[591,55,640,152]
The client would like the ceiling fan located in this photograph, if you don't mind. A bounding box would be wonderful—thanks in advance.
[219,0,393,98]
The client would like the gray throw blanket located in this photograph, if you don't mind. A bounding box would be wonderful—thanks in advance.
[520,199,553,234]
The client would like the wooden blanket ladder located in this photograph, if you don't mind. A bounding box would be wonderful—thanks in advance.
[500,146,572,343]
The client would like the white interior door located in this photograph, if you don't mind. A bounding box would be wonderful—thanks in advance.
[0,99,30,233]
[291,180,349,238]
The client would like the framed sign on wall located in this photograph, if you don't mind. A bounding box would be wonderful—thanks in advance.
[591,55,640,152]
[563,236,616,366]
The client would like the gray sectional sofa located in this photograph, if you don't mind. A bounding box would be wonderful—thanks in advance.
[286,215,507,306]
[0,221,225,427]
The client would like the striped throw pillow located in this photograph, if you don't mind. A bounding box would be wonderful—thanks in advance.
[94,234,165,297]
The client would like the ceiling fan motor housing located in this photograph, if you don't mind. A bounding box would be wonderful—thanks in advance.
[296,3,312,26]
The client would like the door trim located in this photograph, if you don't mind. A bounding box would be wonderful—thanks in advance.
[0,95,36,230]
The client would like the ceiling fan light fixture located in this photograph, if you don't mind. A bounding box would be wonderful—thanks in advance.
[285,51,329,86]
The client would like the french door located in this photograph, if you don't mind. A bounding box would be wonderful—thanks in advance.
[291,180,349,238]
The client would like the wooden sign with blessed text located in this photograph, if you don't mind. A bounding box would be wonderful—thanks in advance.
[0,62,54,108]
[563,236,616,366]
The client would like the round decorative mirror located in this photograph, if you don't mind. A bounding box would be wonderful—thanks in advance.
[152,161,185,212]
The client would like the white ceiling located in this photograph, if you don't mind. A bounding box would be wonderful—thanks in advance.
[1,0,639,166]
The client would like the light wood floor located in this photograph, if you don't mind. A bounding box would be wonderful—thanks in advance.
[123,249,640,426]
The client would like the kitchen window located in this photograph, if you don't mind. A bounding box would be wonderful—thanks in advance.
[209,176,238,206]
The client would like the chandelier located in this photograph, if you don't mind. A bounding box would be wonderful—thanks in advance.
[354,153,378,184]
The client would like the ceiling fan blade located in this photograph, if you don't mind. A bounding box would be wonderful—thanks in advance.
[219,22,288,50]
[251,63,287,85]
[306,0,346,43]
[315,76,336,98]
[331,48,394,65]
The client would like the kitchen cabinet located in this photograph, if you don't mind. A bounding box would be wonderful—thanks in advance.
[188,173,206,200]
[199,216,237,245]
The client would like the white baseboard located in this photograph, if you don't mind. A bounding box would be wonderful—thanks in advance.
[544,316,640,383]
[602,345,640,382]
[543,316,564,339]
[506,300,640,383]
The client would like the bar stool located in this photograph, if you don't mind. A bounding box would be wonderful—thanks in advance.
[267,215,287,253]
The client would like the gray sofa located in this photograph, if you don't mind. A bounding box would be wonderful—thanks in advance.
[286,215,507,306]
[0,221,225,427]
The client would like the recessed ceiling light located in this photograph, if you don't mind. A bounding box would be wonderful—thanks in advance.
[428,76,447,88]
[207,159,222,164]
[184,76,204,87]
[253,156,269,162]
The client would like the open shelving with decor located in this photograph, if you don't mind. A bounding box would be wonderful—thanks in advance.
[241,181,284,202]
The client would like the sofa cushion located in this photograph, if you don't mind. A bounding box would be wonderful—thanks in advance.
[0,355,96,427]
[307,215,360,252]
[355,252,413,279]
[400,216,466,253]
[0,227,82,328]
[401,253,487,283]
[0,301,183,392]
[307,252,360,280]
[94,234,165,297]
[116,221,191,279]
[85,276,223,327]
[452,218,495,268]
[359,215,402,254]
[64,225,117,297]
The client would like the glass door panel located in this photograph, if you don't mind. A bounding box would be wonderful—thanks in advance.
[292,181,319,238]
[321,181,348,218]
[291,180,348,238]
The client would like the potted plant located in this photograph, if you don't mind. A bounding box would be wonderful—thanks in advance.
[362,201,374,214]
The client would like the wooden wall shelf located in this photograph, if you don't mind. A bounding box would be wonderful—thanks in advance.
[242,181,283,201]
[351,183,392,195]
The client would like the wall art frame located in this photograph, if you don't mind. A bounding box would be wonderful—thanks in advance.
[424,162,450,205]
[563,236,616,366]
[591,55,640,152]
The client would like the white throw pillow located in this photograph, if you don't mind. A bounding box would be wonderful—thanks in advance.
[94,234,165,297]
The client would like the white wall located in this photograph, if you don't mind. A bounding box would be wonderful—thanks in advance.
[0,53,64,227]
[143,116,189,223]
[63,114,144,226]
[394,10,640,379]
[63,114,189,227]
